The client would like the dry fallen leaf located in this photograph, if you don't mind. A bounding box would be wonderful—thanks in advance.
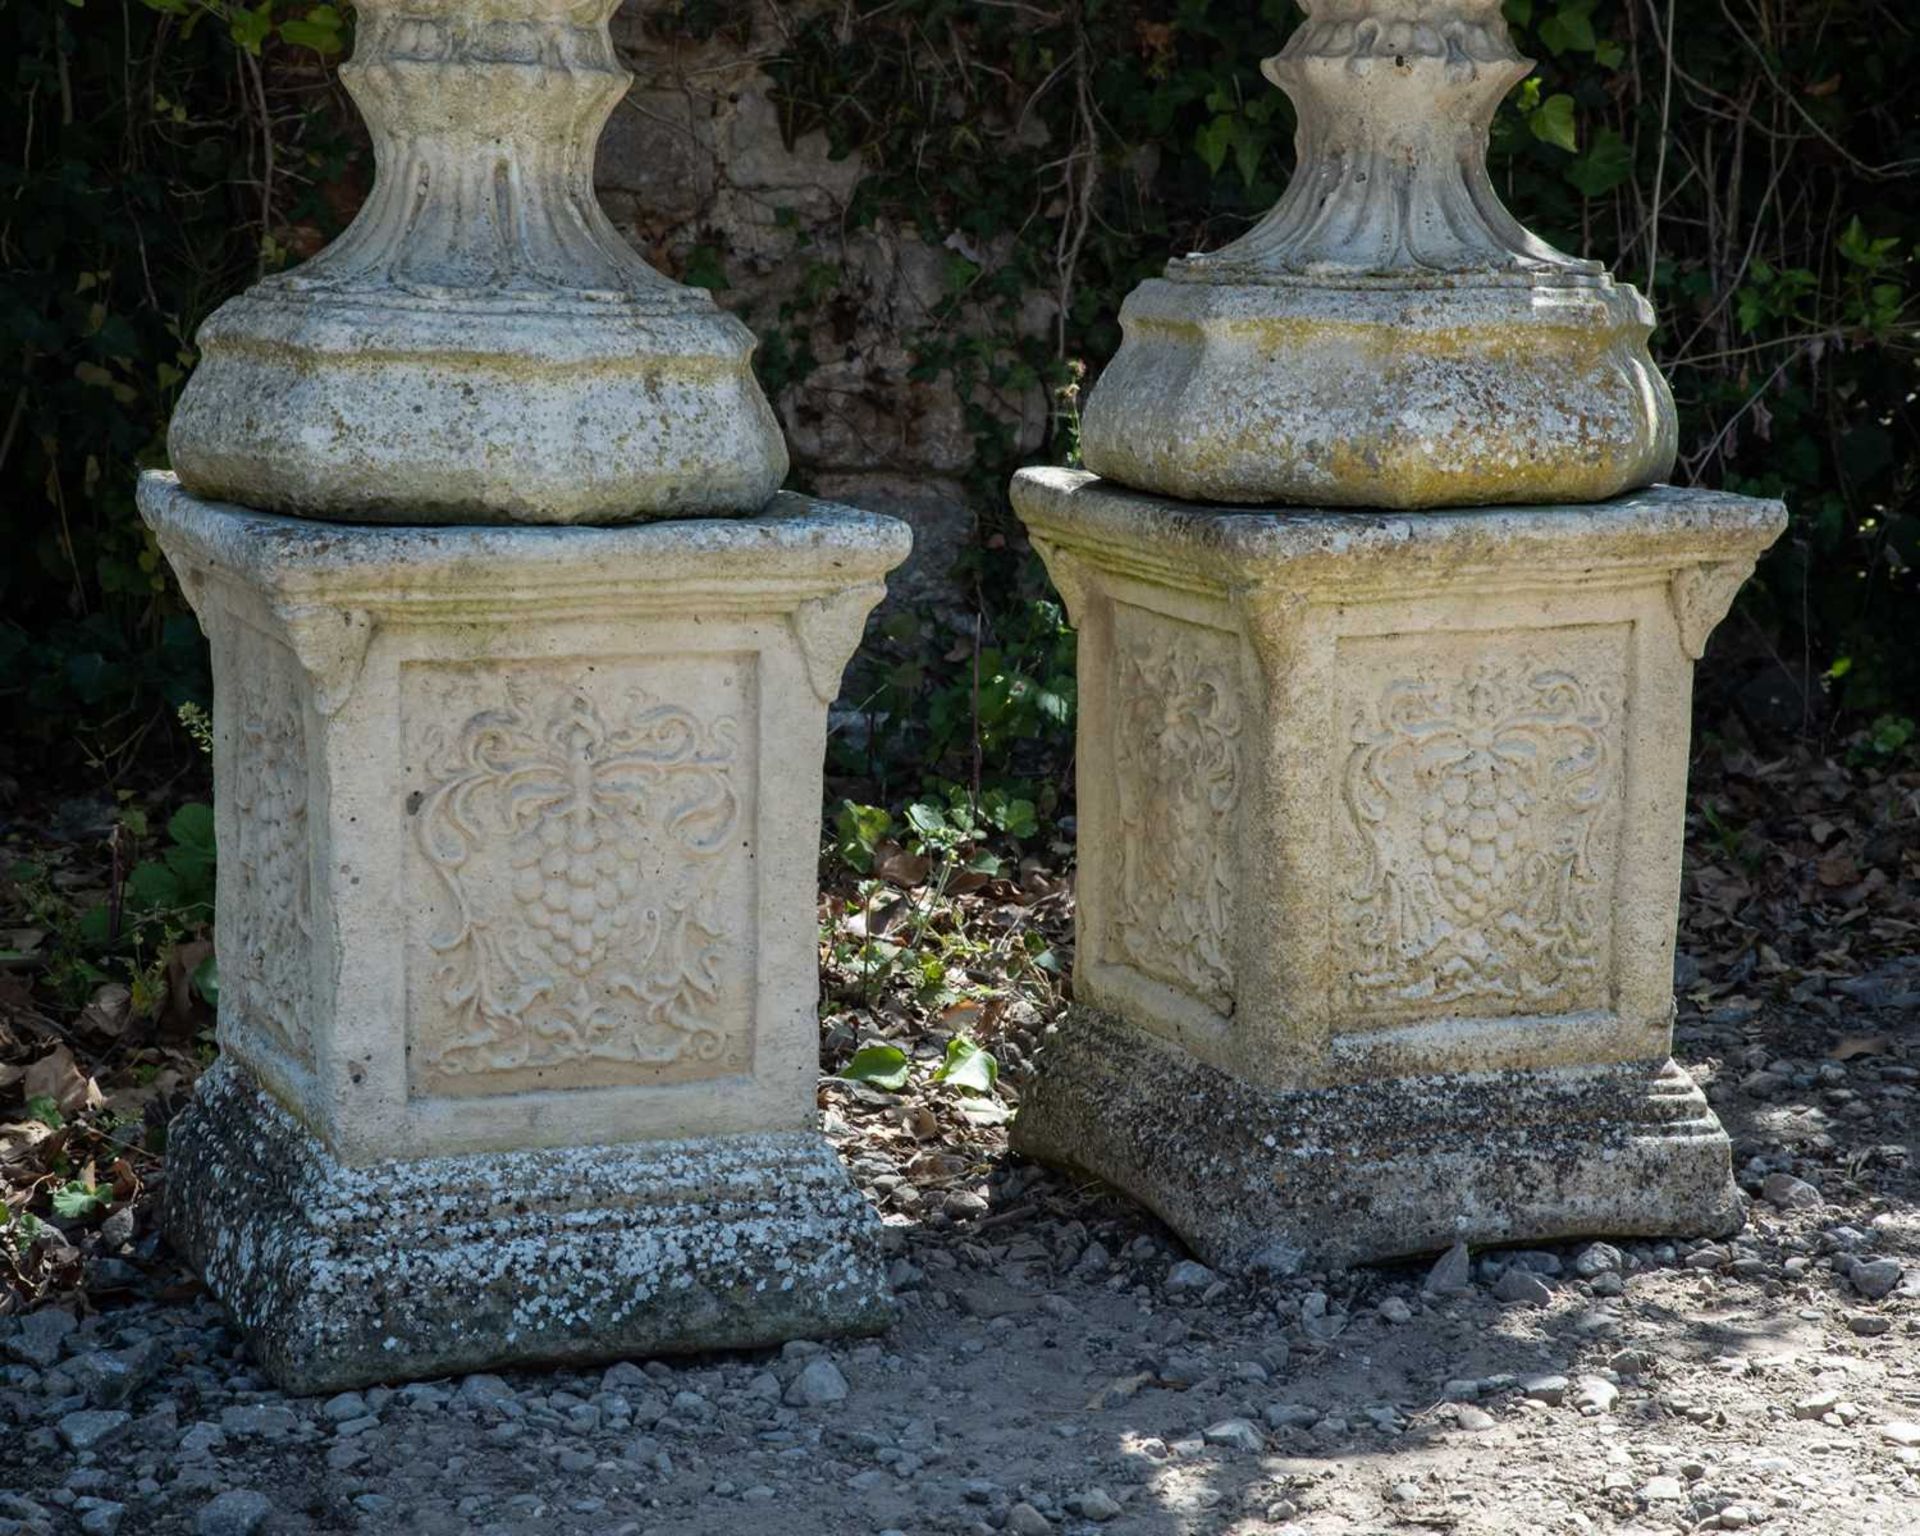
[1816,852,1861,888]
[75,982,134,1040]
[22,1046,104,1116]
[0,1120,56,1168]
[874,845,931,887]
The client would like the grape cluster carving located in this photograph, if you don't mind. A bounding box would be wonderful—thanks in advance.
[414,685,740,1079]
[1343,660,1617,1018]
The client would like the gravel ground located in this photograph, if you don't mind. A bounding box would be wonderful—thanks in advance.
[2,982,1916,1536]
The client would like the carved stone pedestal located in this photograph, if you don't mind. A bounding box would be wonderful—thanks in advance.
[1010,467,1783,1270]
[142,471,908,1391]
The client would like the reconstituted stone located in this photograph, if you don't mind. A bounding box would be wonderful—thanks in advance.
[1080,0,1675,509]
[1010,468,1780,1269]
[168,0,786,524]
[143,473,908,1392]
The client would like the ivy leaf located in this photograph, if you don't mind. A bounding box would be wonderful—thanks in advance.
[1195,115,1234,177]
[1530,94,1580,154]
[1567,127,1633,197]
[227,2,275,54]
[280,6,345,54]
[1539,1,1598,55]
[840,1044,912,1091]
[932,1036,999,1096]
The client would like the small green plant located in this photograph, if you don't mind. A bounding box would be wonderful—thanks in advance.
[50,1179,114,1223]
[24,1096,64,1130]
[930,1035,999,1096]
[1849,714,1917,767]
[839,1043,913,1091]
[834,1035,1001,1098]
[833,802,895,876]
[79,802,216,949]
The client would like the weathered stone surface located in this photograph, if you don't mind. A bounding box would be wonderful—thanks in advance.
[141,471,909,1390]
[166,1060,894,1394]
[1009,467,1783,1268]
[1080,0,1676,508]
[1016,1009,1744,1272]
[169,0,787,524]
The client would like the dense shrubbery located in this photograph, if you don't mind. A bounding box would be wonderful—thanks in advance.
[3,0,1915,792]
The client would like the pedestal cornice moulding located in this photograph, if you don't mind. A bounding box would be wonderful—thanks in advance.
[168,0,788,525]
[1080,0,1678,510]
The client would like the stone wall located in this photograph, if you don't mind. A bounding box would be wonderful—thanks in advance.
[598,1,1053,614]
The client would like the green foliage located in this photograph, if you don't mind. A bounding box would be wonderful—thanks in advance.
[76,803,216,949]
[764,0,1919,720]
[4,0,1915,793]
[839,1043,913,1091]
[833,801,896,876]
[50,1180,113,1222]
[24,1096,64,1131]
[1,2,365,774]
[930,1035,999,1096]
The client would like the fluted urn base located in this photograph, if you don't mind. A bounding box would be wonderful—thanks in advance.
[169,285,789,525]
[1080,275,1678,512]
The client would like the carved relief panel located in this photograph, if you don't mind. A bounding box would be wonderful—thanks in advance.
[1105,606,1243,1016]
[222,631,314,1068]
[1333,626,1629,1029]
[402,657,757,1098]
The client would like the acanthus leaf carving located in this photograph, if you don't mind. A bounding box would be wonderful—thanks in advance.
[225,644,314,1067]
[1669,560,1758,661]
[1109,612,1242,1014]
[272,603,374,717]
[791,583,888,704]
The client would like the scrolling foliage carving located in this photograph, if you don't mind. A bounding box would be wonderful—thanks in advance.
[1341,650,1622,1023]
[412,681,746,1088]
[1109,612,1243,1015]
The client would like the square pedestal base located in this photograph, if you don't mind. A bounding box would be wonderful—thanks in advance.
[140,473,911,1391]
[1011,469,1781,1273]
[166,1061,895,1394]
[1013,1008,1744,1272]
